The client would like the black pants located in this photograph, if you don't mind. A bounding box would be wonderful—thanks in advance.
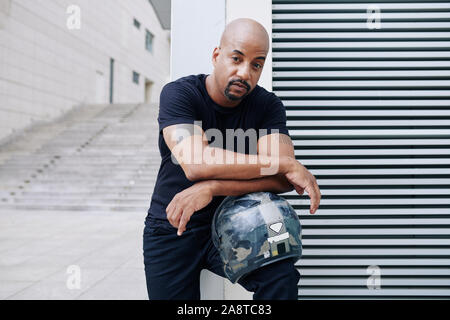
[143,217,300,300]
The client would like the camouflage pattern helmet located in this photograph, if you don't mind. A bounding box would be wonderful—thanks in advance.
[212,192,302,283]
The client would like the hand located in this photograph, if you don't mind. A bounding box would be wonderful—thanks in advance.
[166,180,214,236]
[283,157,321,214]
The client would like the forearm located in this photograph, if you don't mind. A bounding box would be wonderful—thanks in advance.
[208,175,294,197]
[187,146,294,181]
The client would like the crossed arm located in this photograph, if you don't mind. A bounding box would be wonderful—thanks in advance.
[162,123,321,235]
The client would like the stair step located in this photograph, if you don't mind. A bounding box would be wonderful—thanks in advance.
[5,198,149,205]
[0,204,148,212]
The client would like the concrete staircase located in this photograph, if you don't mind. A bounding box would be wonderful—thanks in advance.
[0,103,160,213]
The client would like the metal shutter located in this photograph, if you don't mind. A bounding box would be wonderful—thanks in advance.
[272,0,450,299]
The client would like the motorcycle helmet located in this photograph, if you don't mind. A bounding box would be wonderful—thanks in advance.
[212,192,302,283]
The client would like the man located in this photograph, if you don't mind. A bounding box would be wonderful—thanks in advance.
[143,18,321,300]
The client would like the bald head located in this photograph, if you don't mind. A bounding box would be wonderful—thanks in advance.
[219,18,270,54]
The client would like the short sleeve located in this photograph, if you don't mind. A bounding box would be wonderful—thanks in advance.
[158,82,197,134]
[259,93,290,138]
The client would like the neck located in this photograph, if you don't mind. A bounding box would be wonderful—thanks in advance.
[205,74,241,108]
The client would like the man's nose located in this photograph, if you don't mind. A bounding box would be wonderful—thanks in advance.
[236,63,251,81]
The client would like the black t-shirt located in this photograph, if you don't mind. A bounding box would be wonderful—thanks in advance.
[146,73,290,223]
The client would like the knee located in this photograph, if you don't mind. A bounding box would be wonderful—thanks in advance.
[269,258,300,285]
[238,259,300,300]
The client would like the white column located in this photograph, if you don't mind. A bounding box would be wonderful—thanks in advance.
[170,0,273,300]
[171,0,227,299]
[223,0,273,300]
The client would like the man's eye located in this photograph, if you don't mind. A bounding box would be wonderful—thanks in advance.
[232,56,239,62]
[254,63,262,69]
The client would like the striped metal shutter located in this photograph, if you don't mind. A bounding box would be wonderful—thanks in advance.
[272,0,450,299]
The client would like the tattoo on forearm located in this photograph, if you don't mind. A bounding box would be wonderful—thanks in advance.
[172,124,202,145]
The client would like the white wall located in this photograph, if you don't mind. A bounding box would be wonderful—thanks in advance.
[0,0,170,142]
[170,0,226,81]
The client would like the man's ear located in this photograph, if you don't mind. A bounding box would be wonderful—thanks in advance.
[212,46,220,67]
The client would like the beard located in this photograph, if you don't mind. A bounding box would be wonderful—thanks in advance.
[224,79,251,101]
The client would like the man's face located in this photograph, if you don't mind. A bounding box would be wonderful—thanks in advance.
[213,42,267,102]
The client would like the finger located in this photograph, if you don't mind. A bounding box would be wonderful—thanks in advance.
[166,202,174,223]
[166,202,174,221]
[309,177,321,213]
[178,208,193,236]
[166,196,178,219]
[294,185,304,196]
[312,180,321,213]
[305,183,319,214]
[166,195,179,215]
[166,200,173,215]
[169,205,183,228]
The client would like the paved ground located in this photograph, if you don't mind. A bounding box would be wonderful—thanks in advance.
[0,103,161,299]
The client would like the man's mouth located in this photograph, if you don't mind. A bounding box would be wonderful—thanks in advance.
[232,82,248,90]
[224,80,250,101]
